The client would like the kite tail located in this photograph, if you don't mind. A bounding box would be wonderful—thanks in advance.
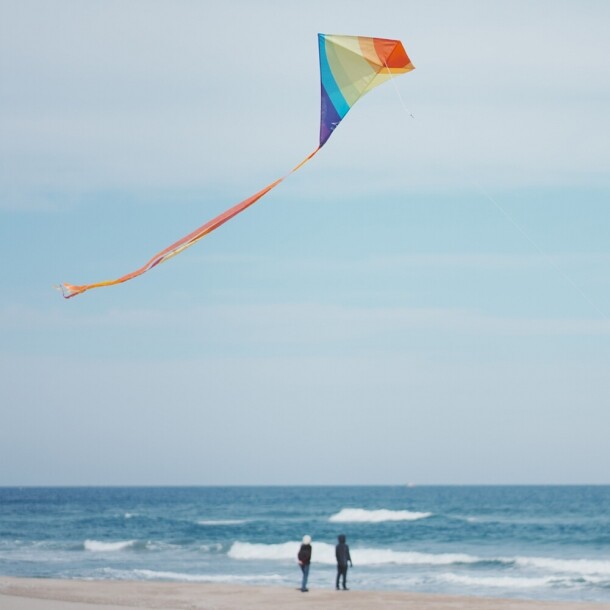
[59,146,321,299]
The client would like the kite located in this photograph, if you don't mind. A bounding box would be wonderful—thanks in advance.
[59,34,414,298]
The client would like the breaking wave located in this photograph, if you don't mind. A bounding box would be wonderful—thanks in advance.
[102,568,283,584]
[84,540,143,552]
[197,519,248,526]
[228,541,480,566]
[439,573,560,589]
[513,556,610,576]
[437,572,610,591]
[329,508,432,523]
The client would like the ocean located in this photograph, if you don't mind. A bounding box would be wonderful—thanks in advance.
[0,486,609,602]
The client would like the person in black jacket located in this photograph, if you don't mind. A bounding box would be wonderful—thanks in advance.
[297,535,312,592]
[335,534,353,590]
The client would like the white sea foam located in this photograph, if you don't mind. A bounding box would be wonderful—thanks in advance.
[356,549,480,566]
[439,573,556,589]
[199,543,223,552]
[329,508,432,523]
[84,540,139,552]
[513,556,610,576]
[454,515,479,523]
[125,569,283,584]
[228,541,480,566]
[441,571,610,590]
[99,567,282,584]
[228,541,307,562]
[198,519,248,526]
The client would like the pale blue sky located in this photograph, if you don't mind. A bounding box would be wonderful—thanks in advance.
[1,0,609,485]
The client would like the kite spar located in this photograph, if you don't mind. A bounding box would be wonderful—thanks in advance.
[60,34,414,298]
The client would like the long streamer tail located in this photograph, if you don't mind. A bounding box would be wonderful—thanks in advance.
[59,147,321,299]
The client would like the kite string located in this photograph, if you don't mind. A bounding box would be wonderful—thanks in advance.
[469,181,608,320]
[383,66,608,320]
[383,60,416,118]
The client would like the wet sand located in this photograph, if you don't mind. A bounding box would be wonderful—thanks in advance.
[1,577,609,610]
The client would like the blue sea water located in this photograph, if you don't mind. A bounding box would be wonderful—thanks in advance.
[0,486,609,602]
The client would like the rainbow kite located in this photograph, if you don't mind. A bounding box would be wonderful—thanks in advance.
[60,34,414,298]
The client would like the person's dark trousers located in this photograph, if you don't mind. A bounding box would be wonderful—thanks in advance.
[336,565,348,589]
[300,564,310,591]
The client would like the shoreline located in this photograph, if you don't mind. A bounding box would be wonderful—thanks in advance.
[1,577,610,610]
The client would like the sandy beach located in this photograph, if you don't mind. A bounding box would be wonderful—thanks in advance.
[1,578,609,610]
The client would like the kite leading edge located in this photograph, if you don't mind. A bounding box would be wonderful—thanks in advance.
[59,34,414,299]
